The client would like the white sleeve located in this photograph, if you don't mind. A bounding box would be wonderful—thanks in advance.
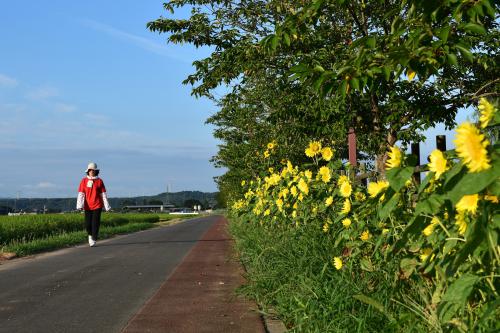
[76,192,85,210]
[101,192,111,211]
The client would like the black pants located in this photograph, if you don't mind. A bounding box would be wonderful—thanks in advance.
[85,208,102,240]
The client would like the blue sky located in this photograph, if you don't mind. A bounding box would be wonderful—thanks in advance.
[0,1,223,198]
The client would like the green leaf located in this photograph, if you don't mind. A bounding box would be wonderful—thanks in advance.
[386,166,414,192]
[438,26,451,42]
[486,177,500,196]
[394,216,427,251]
[441,273,479,304]
[350,77,360,91]
[382,66,391,81]
[446,53,458,66]
[455,44,474,62]
[283,32,291,46]
[378,192,401,220]
[462,23,486,35]
[415,194,445,215]
[360,257,375,272]
[417,172,433,195]
[365,36,376,48]
[449,218,486,275]
[446,166,500,204]
[400,257,418,278]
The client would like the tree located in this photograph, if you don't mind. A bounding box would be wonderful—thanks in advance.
[149,0,498,200]
[264,0,499,170]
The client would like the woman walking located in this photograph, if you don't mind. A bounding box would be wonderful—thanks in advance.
[76,162,111,247]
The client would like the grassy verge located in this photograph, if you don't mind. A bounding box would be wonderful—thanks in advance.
[3,223,155,257]
[1,213,200,258]
[229,217,428,333]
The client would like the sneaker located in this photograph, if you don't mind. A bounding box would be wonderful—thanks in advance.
[88,236,96,247]
[88,235,92,245]
[90,240,96,247]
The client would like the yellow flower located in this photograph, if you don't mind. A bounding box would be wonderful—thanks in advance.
[341,199,351,214]
[264,209,271,216]
[478,98,496,129]
[298,178,309,195]
[267,141,277,150]
[321,147,333,161]
[304,170,313,180]
[456,194,479,215]
[454,122,491,172]
[293,202,298,209]
[268,167,274,173]
[325,196,334,207]
[263,150,270,158]
[232,200,245,210]
[339,181,352,198]
[419,248,433,262]
[241,180,246,186]
[342,218,352,228]
[292,210,297,218]
[318,166,331,183]
[368,180,389,198]
[455,212,468,235]
[423,216,440,237]
[386,146,403,170]
[333,257,343,270]
[428,149,449,179]
[407,69,416,81]
[354,192,366,202]
[298,193,304,202]
[484,195,499,203]
[290,186,298,197]
[305,141,322,157]
[276,199,283,208]
[338,175,349,186]
[382,228,389,234]
[360,230,371,241]
[323,223,329,233]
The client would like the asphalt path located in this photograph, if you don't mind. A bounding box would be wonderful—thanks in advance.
[0,215,219,333]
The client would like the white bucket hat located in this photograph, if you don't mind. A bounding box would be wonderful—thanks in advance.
[86,162,99,172]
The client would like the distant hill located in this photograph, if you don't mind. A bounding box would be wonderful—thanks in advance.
[0,191,218,213]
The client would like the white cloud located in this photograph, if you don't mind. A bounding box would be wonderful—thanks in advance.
[26,86,59,100]
[84,113,109,123]
[54,103,77,113]
[0,73,18,87]
[36,182,57,189]
[80,19,190,63]
[22,182,57,190]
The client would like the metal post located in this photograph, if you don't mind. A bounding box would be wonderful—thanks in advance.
[411,142,421,184]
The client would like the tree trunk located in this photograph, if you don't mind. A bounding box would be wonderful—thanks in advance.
[375,128,398,178]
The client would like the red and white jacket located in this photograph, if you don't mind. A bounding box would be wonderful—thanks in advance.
[76,176,111,211]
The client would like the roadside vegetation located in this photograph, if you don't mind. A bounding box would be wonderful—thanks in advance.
[0,213,194,257]
[150,0,498,331]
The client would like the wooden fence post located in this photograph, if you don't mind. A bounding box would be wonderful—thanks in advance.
[436,135,446,152]
[348,128,357,167]
[411,142,421,184]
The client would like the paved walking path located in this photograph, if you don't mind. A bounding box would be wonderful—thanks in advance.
[122,216,265,333]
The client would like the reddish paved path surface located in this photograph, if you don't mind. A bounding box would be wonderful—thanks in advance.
[122,216,265,333]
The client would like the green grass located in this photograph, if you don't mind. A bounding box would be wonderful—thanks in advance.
[0,212,198,257]
[229,217,430,333]
[3,222,155,256]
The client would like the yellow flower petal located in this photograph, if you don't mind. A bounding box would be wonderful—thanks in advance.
[386,146,403,170]
[454,122,491,172]
[428,149,449,179]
